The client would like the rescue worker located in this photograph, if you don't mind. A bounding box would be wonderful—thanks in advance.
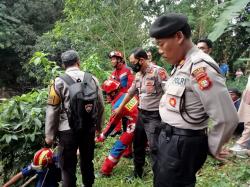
[3,148,61,187]
[149,13,239,187]
[108,50,135,137]
[95,79,138,176]
[109,50,134,93]
[45,50,104,187]
[113,48,168,178]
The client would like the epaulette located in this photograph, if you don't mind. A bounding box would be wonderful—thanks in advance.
[190,52,221,75]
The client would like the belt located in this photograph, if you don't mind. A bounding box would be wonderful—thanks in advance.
[161,122,207,136]
[139,109,159,116]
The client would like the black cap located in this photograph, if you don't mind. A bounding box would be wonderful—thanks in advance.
[149,13,188,39]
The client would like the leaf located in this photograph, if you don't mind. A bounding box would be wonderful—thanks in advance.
[11,135,18,140]
[33,57,41,65]
[0,134,6,142]
[13,123,23,130]
[34,118,42,128]
[208,0,249,41]
[30,134,35,142]
[5,135,11,144]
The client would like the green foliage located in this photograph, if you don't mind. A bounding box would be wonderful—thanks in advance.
[141,0,218,41]
[207,1,250,70]
[197,156,250,187]
[0,89,47,181]
[0,0,64,87]
[35,0,146,69]
[26,51,109,87]
[0,0,64,51]
[27,52,63,86]
[226,75,248,92]
[232,58,249,72]
[80,54,110,83]
[208,0,250,41]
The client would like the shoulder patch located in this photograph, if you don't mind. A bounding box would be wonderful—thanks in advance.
[158,68,168,80]
[192,67,212,90]
[192,67,207,80]
[47,81,61,105]
[124,97,138,111]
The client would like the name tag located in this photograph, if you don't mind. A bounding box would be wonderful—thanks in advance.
[172,77,186,86]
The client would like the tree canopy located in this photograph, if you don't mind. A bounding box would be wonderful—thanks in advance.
[0,0,64,87]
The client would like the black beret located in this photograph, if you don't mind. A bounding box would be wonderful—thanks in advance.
[149,13,188,39]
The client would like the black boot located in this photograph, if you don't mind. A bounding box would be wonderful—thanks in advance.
[134,167,143,178]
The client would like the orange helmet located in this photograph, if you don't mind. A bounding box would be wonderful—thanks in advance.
[101,79,120,94]
[108,50,123,59]
[31,148,53,170]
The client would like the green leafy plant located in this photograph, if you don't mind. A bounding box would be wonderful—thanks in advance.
[226,75,248,92]
[208,0,250,41]
[27,51,63,86]
[0,89,47,181]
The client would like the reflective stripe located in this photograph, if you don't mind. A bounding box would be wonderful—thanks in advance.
[39,150,49,166]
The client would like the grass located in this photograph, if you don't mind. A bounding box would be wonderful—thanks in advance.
[75,136,250,187]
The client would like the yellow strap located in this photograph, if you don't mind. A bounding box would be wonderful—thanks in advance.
[47,81,61,105]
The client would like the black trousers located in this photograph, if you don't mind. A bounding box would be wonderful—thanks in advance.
[58,128,95,187]
[154,124,208,187]
[133,110,161,175]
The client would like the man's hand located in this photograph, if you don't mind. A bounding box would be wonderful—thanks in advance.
[215,148,231,161]
[45,137,54,147]
[112,106,122,118]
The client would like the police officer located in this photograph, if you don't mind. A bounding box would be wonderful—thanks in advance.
[197,38,213,55]
[114,48,168,178]
[149,13,239,187]
[45,50,104,187]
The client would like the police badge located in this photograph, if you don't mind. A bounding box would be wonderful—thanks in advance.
[85,104,93,113]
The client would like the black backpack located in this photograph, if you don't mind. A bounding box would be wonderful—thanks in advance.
[60,72,98,131]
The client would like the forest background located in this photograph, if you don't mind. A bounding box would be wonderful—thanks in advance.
[0,0,249,186]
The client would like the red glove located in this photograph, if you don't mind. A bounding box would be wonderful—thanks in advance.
[95,134,105,143]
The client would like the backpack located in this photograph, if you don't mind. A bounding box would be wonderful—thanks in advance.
[60,72,98,131]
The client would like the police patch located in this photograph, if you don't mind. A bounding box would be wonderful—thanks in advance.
[169,98,176,107]
[198,77,212,90]
[85,104,93,113]
[192,67,212,90]
[192,67,206,80]
[47,81,61,105]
